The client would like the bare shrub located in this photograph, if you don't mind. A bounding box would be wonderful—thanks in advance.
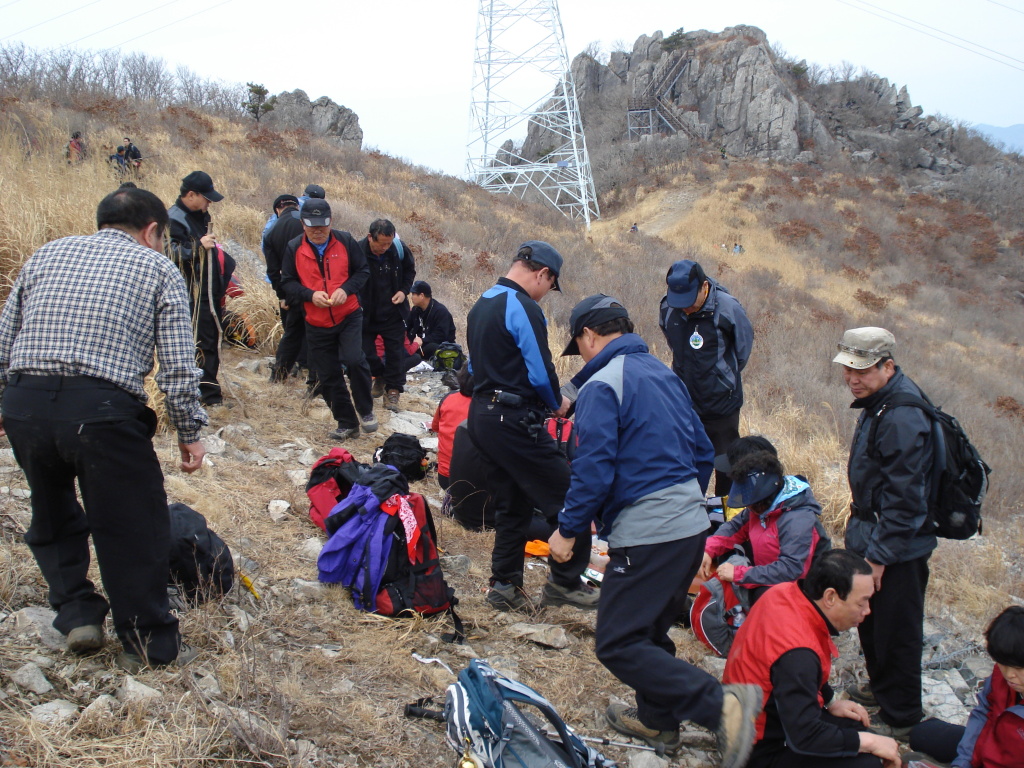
[853,289,890,311]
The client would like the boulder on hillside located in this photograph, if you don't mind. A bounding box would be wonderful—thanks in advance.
[263,90,362,148]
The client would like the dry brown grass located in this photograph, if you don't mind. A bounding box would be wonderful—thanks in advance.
[1,96,1022,766]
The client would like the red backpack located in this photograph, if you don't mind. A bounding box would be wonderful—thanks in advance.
[690,577,751,657]
[306,448,363,531]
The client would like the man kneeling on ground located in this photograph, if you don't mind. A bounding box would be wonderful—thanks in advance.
[548,295,762,768]
[723,549,901,768]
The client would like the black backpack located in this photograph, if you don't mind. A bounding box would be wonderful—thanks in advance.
[869,393,991,539]
[374,433,428,481]
[168,503,235,603]
[430,342,466,372]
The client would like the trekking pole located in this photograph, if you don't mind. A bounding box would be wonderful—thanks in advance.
[403,699,445,722]
[545,730,667,757]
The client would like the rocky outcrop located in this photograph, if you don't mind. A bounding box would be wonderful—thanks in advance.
[262,89,362,148]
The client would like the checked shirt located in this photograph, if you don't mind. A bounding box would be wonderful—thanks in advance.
[0,228,208,443]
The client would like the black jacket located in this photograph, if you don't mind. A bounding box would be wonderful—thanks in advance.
[844,367,938,565]
[357,237,415,323]
[167,199,225,300]
[262,207,304,299]
[408,298,456,346]
[659,278,753,420]
[124,142,142,161]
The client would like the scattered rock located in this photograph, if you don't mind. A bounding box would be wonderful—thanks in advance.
[234,359,262,373]
[225,604,255,632]
[330,678,355,694]
[212,702,289,756]
[420,437,439,451]
[4,606,67,651]
[118,677,162,706]
[10,488,30,499]
[78,694,118,728]
[268,500,291,522]
[509,623,569,650]
[299,538,323,561]
[10,662,53,694]
[197,673,222,697]
[630,751,670,768]
[292,579,323,601]
[287,469,309,486]
[298,449,318,467]
[387,417,426,436]
[486,655,519,679]
[290,738,319,768]
[440,554,472,576]
[29,699,78,725]
[262,448,290,462]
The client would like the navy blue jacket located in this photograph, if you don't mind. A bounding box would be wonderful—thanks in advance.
[659,278,753,420]
[466,277,560,411]
[408,298,456,346]
[558,334,714,538]
[845,368,938,565]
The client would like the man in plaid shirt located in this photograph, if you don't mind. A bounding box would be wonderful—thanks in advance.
[0,187,208,672]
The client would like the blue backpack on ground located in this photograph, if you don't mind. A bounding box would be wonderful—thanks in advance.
[444,659,615,768]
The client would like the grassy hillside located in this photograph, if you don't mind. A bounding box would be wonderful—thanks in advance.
[0,97,1021,767]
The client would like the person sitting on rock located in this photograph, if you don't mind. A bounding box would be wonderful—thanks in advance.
[904,605,1024,767]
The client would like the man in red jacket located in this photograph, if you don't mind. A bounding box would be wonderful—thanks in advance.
[723,550,901,768]
[281,200,377,441]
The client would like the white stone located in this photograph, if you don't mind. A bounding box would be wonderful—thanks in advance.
[29,699,78,725]
[387,417,426,436]
[5,606,67,651]
[509,623,569,649]
[292,579,323,600]
[286,469,308,486]
[298,448,318,466]
[118,677,161,706]
[268,499,291,522]
[197,673,222,697]
[263,449,290,462]
[225,605,254,632]
[234,359,262,373]
[420,437,439,451]
[203,435,228,455]
[79,694,118,727]
[10,662,53,694]
[11,488,30,499]
[630,752,669,768]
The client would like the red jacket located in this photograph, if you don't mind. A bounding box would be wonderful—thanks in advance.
[281,231,368,328]
[431,391,471,478]
[961,665,1024,768]
[723,581,836,740]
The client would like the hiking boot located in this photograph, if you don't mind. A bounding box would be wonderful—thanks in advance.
[67,624,105,655]
[360,412,378,433]
[441,370,459,390]
[116,642,199,674]
[541,579,600,610]
[717,683,762,768]
[371,377,386,398]
[846,681,877,707]
[268,365,288,383]
[487,582,534,612]
[868,715,915,741]
[900,752,948,768]
[329,426,360,441]
[385,389,401,412]
[605,703,684,755]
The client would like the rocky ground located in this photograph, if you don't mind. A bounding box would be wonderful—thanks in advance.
[0,352,994,767]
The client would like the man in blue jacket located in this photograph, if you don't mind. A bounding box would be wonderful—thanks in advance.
[660,260,753,496]
[549,295,761,768]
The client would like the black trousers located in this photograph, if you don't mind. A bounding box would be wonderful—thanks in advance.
[596,535,723,732]
[362,312,407,392]
[750,712,881,768]
[275,303,308,372]
[305,311,373,430]
[858,554,930,727]
[2,376,180,663]
[701,409,741,497]
[194,297,222,403]
[467,399,589,588]
[908,718,963,764]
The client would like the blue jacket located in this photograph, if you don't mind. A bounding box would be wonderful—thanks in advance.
[659,278,753,420]
[558,334,714,538]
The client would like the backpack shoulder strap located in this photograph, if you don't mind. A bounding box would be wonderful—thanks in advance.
[866,392,933,458]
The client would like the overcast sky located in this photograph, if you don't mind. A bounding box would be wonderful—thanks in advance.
[4,0,1022,175]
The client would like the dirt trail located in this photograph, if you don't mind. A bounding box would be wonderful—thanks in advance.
[636,184,702,237]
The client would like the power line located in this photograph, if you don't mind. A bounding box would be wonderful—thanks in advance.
[0,0,107,42]
[846,0,1024,67]
[60,0,183,48]
[99,0,233,52]
[834,0,1024,74]
[985,0,1024,16]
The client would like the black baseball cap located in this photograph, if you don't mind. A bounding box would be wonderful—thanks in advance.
[273,194,299,212]
[665,259,706,308]
[713,435,779,474]
[519,240,562,291]
[300,199,331,227]
[181,170,224,202]
[304,184,326,199]
[410,280,432,297]
[562,294,629,356]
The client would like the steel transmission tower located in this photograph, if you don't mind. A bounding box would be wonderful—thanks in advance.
[468,0,600,226]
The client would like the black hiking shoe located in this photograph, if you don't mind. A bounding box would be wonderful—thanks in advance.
[116,642,199,674]
[605,703,684,755]
[67,624,105,655]
[541,579,600,610]
[846,681,877,707]
[487,582,534,612]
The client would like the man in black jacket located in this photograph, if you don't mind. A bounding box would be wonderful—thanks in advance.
[407,281,456,363]
[835,327,938,738]
[263,194,310,384]
[358,219,415,412]
[167,170,228,406]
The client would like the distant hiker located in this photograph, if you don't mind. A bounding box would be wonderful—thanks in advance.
[406,280,456,366]
[66,131,86,163]
[629,222,639,233]
[720,146,727,159]
[263,194,312,385]
[167,170,231,406]
[0,186,207,672]
[108,146,128,174]
[659,259,753,496]
[723,550,901,768]
[733,242,743,254]
[906,605,1024,767]
[281,198,377,441]
[357,219,415,413]
[467,241,597,611]
[549,294,761,767]
[835,327,938,738]
[123,137,142,170]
